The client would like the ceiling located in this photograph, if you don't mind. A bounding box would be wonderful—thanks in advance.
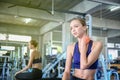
[0,0,119,33]
[0,0,83,28]
[87,0,120,21]
[0,0,120,49]
[0,0,82,11]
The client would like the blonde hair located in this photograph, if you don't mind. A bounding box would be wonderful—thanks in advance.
[30,40,38,48]
[70,17,86,26]
[70,17,88,33]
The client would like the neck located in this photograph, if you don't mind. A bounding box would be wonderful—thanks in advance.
[31,48,37,51]
[77,33,87,41]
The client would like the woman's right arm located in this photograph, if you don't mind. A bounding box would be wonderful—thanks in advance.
[62,44,73,80]
[15,51,34,75]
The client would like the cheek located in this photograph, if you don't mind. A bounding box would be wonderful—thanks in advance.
[77,28,85,34]
[28,46,30,49]
[70,28,74,34]
[28,45,32,49]
[77,27,82,32]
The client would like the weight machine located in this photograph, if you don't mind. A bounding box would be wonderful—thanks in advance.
[0,56,13,80]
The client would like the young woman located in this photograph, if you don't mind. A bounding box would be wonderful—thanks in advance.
[15,40,42,80]
[62,18,103,80]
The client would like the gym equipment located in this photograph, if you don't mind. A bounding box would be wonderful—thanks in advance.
[42,78,61,80]
[94,54,119,80]
[42,52,66,78]
[0,56,13,80]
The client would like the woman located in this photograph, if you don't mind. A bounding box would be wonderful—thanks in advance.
[62,18,103,80]
[15,40,42,80]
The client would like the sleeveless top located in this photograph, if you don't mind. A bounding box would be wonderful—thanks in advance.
[33,58,41,64]
[73,40,98,69]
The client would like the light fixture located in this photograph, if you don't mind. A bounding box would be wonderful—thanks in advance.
[51,0,54,15]
[9,34,31,42]
[14,6,19,18]
[1,46,15,50]
[24,18,32,24]
[110,6,120,11]
[14,15,18,18]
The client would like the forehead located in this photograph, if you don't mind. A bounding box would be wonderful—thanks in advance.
[71,19,80,23]
[70,19,80,24]
[28,42,31,45]
[70,20,81,26]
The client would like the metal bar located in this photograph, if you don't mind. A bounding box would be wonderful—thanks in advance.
[89,0,120,6]
[85,14,92,37]
[42,52,66,78]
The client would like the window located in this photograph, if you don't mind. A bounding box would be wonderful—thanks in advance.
[9,34,31,42]
[107,43,114,48]
[0,33,6,40]
[115,43,120,48]
[1,46,15,50]
[0,51,7,56]
[0,33,31,42]
[108,49,118,60]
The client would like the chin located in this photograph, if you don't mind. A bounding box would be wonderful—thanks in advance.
[73,35,78,38]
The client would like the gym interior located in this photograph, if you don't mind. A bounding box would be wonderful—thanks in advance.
[0,0,120,80]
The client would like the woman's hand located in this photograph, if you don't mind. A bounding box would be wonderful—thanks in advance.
[79,36,89,54]
[78,36,90,69]
[15,71,22,76]
[15,72,18,76]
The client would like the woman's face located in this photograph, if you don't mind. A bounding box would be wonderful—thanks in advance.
[28,42,33,49]
[70,19,86,38]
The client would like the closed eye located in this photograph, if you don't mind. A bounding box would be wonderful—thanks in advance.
[74,25,79,28]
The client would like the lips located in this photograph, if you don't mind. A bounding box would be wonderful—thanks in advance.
[73,32,77,35]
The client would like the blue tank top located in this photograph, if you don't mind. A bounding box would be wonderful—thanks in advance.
[73,40,98,69]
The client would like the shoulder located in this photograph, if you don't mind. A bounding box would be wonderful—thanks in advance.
[92,40,103,49]
[31,50,35,54]
[32,50,39,54]
[67,43,76,55]
[30,50,37,57]
[67,43,75,50]
[32,50,41,58]
[93,41,103,46]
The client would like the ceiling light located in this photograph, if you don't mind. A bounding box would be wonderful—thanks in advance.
[14,15,18,18]
[110,6,120,11]
[51,0,54,15]
[1,46,15,50]
[24,18,32,24]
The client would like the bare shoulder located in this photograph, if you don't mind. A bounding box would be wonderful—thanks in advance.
[31,50,38,57]
[94,41,103,46]
[32,50,41,58]
[68,42,74,47]
[92,41,103,49]
[67,43,75,56]
[67,43,75,49]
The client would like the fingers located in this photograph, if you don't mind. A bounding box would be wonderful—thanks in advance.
[83,36,90,44]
